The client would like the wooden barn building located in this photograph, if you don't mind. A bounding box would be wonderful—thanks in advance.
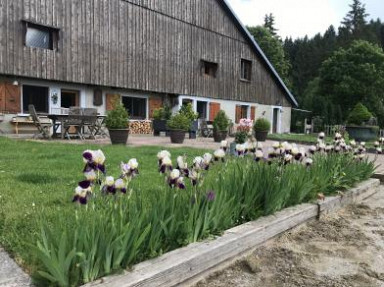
[0,0,297,134]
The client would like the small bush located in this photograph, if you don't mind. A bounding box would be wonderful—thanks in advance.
[105,101,129,129]
[179,103,199,122]
[347,103,373,125]
[253,118,271,132]
[153,106,172,120]
[234,131,248,144]
[167,113,190,131]
[213,110,230,131]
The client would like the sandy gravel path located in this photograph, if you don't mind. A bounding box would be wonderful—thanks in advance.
[195,186,384,287]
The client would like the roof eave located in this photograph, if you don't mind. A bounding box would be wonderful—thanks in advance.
[220,0,299,108]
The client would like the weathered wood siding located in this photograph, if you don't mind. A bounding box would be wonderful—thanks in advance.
[0,0,291,107]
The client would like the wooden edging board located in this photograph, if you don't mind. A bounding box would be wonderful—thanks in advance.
[85,178,380,287]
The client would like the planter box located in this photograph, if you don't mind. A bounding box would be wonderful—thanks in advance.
[189,120,198,139]
[346,126,378,142]
[255,131,268,142]
[85,178,380,287]
[169,130,186,144]
[213,130,227,142]
[108,129,129,145]
[152,120,168,136]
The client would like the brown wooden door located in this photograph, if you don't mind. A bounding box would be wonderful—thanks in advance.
[0,82,21,113]
[209,102,221,121]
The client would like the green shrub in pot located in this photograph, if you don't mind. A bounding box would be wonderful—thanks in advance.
[347,102,373,126]
[167,112,190,143]
[212,110,229,142]
[253,118,270,142]
[105,101,130,144]
[346,102,378,141]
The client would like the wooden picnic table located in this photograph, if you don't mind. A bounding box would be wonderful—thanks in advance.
[47,114,106,139]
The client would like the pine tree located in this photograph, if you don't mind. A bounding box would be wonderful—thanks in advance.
[263,13,278,37]
[341,0,369,38]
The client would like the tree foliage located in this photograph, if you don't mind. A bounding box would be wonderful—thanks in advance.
[248,26,291,86]
[283,0,384,127]
[263,13,278,36]
[318,40,384,126]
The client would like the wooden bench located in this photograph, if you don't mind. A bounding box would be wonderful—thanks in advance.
[11,115,51,134]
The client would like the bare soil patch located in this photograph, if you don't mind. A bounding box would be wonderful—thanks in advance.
[195,187,384,287]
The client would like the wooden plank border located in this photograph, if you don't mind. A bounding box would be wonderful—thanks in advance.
[84,178,380,287]
[317,178,380,218]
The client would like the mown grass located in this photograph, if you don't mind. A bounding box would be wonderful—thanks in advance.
[0,137,376,286]
[267,133,332,144]
[0,137,209,273]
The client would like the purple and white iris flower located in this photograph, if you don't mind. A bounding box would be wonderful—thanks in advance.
[236,144,246,157]
[72,180,92,204]
[203,153,213,170]
[193,156,204,170]
[121,158,139,178]
[159,156,173,173]
[220,140,228,152]
[255,150,264,162]
[82,149,106,174]
[101,176,117,194]
[214,149,226,162]
[168,169,185,189]
[176,156,189,177]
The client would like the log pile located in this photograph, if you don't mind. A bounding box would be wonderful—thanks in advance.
[129,120,153,134]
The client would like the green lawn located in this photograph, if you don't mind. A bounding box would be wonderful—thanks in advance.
[267,133,331,144]
[267,133,378,148]
[0,137,375,286]
[0,137,209,273]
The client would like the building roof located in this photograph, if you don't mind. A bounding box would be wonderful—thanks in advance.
[220,0,299,107]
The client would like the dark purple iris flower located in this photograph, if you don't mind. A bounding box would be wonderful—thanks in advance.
[177,181,185,189]
[107,185,116,194]
[294,154,302,161]
[83,151,93,162]
[206,191,216,202]
[97,164,106,174]
[72,195,87,205]
[121,187,127,194]
[78,180,91,189]
[159,164,172,174]
[168,178,177,188]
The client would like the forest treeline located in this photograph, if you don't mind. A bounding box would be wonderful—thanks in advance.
[247,0,384,129]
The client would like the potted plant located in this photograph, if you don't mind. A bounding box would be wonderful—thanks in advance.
[346,102,378,141]
[153,106,172,136]
[167,112,190,144]
[213,110,230,142]
[179,103,199,139]
[254,118,271,142]
[105,101,129,144]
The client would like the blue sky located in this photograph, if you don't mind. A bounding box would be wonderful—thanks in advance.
[226,0,384,39]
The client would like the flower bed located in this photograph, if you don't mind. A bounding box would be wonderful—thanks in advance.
[26,133,377,287]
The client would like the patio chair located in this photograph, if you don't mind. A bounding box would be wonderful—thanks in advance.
[62,107,84,140]
[82,108,98,139]
[199,119,213,138]
[28,105,52,139]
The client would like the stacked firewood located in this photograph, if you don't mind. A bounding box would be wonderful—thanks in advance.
[129,120,153,134]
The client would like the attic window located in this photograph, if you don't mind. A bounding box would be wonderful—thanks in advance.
[24,21,59,50]
[201,60,218,78]
[241,59,252,81]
